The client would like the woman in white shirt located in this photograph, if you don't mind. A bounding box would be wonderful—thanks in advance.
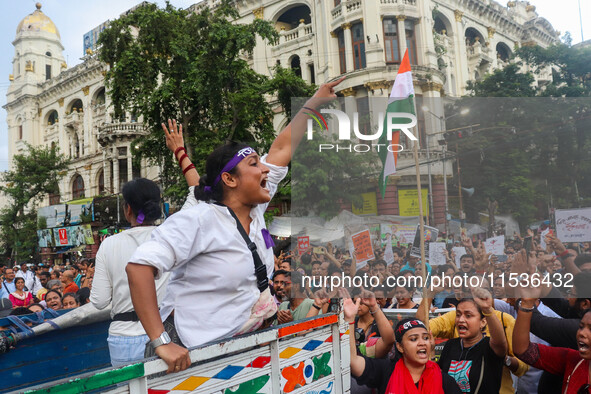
[90,178,170,366]
[126,78,344,374]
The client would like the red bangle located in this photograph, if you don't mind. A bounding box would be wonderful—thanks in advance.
[177,153,189,166]
[182,163,195,175]
[558,250,570,258]
[174,147,186,157]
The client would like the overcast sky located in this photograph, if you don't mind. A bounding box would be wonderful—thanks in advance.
[0,0,588,171]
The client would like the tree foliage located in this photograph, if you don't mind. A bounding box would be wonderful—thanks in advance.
[455,44,591,230]
[98,1,313,204]
[0,144,70,260]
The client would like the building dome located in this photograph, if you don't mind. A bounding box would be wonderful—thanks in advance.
[16,3,60,40]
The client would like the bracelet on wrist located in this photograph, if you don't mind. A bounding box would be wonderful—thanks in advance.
[482,309,494,317]
[174,147,186,157]
[182,163,195,175]
[177,153,189,166]
[312,304,321,310]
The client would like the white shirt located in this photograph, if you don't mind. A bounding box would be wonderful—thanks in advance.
[90,226,170,336]
[129,156,287,348]
[15,270,42,295]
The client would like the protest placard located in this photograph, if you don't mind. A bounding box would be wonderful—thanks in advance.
[410,225,439,259]
[452,247,467,268]
[555,208,591,242]
[297,236,309,256]
[351,229,375,268]
[484,235,505,256]
[383,235,395,265]
[429,242,447,266]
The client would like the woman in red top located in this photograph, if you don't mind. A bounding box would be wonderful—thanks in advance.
[514,290,591,393]
[9,277,33,308]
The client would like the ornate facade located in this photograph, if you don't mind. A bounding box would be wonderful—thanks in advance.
[5,1,558,226]
[5,3,157,205]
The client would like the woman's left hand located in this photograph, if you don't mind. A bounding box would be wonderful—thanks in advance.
[162,119,185,154]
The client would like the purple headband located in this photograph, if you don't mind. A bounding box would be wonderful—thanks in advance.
[204,147,255,193]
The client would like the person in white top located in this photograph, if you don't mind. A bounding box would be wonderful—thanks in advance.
[127,78,344,374]
[90,178,171,367]
[16,263,42,296]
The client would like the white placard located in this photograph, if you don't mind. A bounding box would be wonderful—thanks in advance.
[484,235,505,255]
[540,228,550,251]
[452,247,467,268]
[555,208,591,242]
[429,242,447,266]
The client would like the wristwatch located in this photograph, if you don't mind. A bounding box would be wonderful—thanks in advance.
[504,356,512,367]
[150,331,171,349]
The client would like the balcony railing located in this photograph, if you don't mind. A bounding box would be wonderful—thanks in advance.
[97,122,148,146]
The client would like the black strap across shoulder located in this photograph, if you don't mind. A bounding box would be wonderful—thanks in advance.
[225,206,269,293]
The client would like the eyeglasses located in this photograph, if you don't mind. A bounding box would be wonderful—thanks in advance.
[577,383,589,394]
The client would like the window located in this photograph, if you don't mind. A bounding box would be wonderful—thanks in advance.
[405,21,418,64]
[309,63,315,84]
[45,65,51,80]
[356,97,370,137]
[383,19,400,64]
[351,23,366,70]
[72,175,85,199]
[334,0,341,5]
[97,170,105,195]
[18,125,23,140]
[45,51,52,57]
[338,30,346,74]
[290,56,302,78]
[49,193,60,205]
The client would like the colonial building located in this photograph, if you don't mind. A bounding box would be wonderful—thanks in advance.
[5,0,558,230]
[5,3,157,205]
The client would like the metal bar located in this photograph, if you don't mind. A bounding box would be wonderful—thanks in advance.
[330,321,343,393]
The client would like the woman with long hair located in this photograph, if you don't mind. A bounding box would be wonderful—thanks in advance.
[90,178,170,367]
[126,78,343,373]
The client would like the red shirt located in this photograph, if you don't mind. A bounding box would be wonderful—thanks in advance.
[64,282,79,294]
[522,343,590,394]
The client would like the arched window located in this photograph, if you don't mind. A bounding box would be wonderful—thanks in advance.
[68,99,84,113]
[72,175,85,199]
[47,110,59,126]
[290,56,302,78]
[496,42,511,61]
[97,169,105,195]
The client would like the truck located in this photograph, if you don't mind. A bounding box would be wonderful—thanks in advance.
[1,305,351,394]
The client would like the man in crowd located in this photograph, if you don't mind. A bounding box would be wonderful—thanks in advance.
[0,267,16,299]
[276,271,317,325]
[61,270,79,294]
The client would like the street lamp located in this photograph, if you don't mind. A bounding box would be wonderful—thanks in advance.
[421,106,470,234]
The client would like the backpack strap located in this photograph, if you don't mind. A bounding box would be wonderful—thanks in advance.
[225,206,269,293]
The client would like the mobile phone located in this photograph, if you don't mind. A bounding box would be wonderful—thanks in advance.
[313,247,324,254]
[524,236,533,253]
[496,255,508,262]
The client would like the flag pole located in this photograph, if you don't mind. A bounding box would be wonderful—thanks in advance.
[413,127,429,330]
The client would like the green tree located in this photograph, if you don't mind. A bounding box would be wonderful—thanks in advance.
[0,144,70,260]
[98,1,305,204]
[466,63,536,97]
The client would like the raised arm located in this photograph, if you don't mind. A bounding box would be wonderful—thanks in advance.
[361,290,395,358]
[163,119,199,187]
[340,288,366,377]
[266,77,345,167]
[472,288,507,357]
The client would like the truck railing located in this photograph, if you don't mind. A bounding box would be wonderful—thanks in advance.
[22,313,351,394]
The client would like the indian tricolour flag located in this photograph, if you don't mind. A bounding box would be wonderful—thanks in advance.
[378,49,415,198]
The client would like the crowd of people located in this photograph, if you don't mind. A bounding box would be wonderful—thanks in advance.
[2,77,591,393]
[0,259,92,317]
